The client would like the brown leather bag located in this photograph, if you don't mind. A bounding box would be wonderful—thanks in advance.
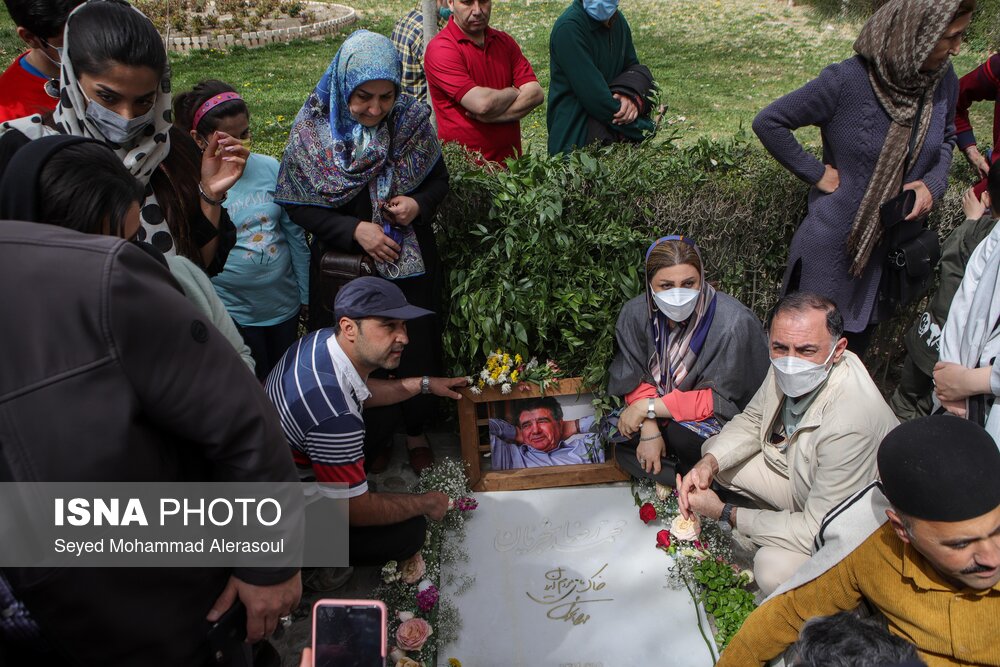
[317,250,376,320]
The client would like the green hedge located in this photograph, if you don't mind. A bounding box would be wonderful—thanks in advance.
[436,137,973,397]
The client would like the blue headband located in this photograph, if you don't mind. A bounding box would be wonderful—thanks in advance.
[645,235,696,262]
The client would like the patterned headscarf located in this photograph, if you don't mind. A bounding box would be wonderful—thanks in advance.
[274,30,441,225]
[0,1,176,253]
[846,0,963,276]
[645,236,718,394]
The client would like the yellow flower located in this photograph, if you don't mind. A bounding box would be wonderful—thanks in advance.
[448,660,462,667]
[514,354,522,365]
[510,370,519,382]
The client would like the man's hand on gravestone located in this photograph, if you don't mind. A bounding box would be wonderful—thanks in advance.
[422,491,451,521]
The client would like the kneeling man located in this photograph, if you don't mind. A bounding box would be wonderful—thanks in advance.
[266,277,466,565]
[677,292,897,595]
[719,416,1000,666]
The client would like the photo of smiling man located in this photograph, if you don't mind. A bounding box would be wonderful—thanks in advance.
[488,396,605,470]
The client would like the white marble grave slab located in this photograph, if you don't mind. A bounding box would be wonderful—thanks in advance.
[438,486,717,667]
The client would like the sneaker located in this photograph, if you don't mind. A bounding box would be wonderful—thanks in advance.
[302,567,354,593]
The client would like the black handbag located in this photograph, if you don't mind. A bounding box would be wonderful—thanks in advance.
[316,249,375,321]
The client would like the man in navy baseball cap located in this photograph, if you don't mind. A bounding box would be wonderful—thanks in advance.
[265,277,467,574]
[334,276,435,323]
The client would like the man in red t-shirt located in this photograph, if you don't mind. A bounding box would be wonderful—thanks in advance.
[424,0,543,164]
[0,0,83,123]
[955,53,1000,198]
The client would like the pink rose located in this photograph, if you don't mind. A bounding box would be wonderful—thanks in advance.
[400,553,426,584]
[670,514,701,541]
[656,529,671,550]
[639,502,657,524]
[396,617,433,652]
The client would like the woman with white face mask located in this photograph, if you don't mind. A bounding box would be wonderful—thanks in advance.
[0,0,248,275]
[608,236,770,483]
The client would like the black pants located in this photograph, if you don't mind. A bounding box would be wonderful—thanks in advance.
[349,516,427,566]
[237,314,300,382]
[614,420,707,485]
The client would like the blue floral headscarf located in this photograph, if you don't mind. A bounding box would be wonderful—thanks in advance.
[274,30,441,216]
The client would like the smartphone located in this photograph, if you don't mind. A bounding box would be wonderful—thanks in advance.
[311,599,387,667]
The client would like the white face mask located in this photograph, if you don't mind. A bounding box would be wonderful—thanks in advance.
[770,343,837,398]
[652,287,700,322]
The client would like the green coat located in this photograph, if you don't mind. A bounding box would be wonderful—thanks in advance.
[546,0,653,155]
[904,214,998,375]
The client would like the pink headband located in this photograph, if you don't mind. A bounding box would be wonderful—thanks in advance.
[192,92,243,132]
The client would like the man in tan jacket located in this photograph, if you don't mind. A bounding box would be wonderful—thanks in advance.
[677,292,898,595]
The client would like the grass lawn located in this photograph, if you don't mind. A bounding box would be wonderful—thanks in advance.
[0,0,994,157]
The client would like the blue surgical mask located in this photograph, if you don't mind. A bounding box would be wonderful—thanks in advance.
[438,6,452,20]
[582,0,618,22]
[82,90,155,145]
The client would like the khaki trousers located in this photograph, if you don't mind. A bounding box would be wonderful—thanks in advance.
[716,452,811,596]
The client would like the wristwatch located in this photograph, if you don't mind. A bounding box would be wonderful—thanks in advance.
[720,503,735,532]
[646,397,657,420]
[420,376,431,395]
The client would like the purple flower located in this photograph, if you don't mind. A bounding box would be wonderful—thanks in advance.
[455,497,478,512]
[416,585,439,612]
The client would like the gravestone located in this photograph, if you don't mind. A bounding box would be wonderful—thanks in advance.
[438,486,718,667]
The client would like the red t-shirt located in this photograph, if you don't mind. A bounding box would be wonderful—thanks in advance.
[0,53,58,123]
[424,19,537,163]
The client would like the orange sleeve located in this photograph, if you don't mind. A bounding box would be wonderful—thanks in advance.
[662,389,714,422]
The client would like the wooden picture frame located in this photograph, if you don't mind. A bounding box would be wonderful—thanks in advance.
[457,377,629,491]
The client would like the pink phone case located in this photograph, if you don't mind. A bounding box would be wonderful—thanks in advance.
[311,598,388,666]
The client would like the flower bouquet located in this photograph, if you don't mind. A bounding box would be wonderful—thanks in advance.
[465,349,563,395]
[375,458,477,667]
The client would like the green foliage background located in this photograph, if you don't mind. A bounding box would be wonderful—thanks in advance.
[437,137,973,397]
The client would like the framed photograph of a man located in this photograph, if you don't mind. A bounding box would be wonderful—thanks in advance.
[489,395,605,470]
[457,378,628,491]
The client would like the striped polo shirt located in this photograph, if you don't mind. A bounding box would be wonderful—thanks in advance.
[265,329,371,499]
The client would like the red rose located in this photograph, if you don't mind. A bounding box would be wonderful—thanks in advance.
[656,529,671,550]
[639,502,657,524]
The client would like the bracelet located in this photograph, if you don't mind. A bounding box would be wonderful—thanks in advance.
[198,182,227,206]
[639,433,663,442]
[420,376,431,395]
